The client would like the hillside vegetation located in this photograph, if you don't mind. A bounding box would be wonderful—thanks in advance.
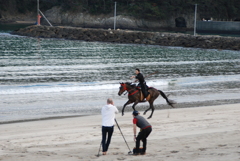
[1,0,240,21]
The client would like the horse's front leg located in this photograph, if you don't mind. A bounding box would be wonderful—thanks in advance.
[122,100,133,116]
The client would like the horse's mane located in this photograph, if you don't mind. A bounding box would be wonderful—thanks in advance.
[124,82,137,88]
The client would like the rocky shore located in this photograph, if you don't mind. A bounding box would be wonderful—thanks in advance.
[12,25,240,50]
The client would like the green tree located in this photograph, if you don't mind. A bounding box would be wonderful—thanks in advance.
[1,0,240,21]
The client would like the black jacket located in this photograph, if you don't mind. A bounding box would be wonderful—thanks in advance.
[136,73,145,84]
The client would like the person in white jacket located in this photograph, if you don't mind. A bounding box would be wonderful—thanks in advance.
[101,98,119,155]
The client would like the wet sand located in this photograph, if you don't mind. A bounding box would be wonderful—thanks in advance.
[0,104,239,161]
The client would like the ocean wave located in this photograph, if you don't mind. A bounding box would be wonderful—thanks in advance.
[0,80,169,95]
[1,75,239,95]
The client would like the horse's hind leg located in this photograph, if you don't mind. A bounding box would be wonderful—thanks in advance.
[143,107,150,115]
[143,102,154,119]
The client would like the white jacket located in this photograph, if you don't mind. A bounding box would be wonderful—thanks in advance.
[101,104,119,127]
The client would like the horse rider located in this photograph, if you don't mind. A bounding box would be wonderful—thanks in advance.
[130,68,149,101]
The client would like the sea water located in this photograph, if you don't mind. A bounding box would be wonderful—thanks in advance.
[1,25,240,123]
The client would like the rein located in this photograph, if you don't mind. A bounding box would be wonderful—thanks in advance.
[128,89,139,96]
[121,84,139,96]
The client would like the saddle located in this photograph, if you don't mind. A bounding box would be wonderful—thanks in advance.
[136,86,151,102]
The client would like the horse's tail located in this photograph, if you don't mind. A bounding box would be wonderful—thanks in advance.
[158,90,176,108]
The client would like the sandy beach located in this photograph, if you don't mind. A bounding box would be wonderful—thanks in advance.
[0,104,239,161]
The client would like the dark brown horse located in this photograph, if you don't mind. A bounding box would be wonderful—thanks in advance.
[118,82,175,119]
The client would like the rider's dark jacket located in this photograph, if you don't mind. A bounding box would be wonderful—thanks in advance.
[136,73,145,84]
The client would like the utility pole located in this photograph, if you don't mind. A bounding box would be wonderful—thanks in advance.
[37,0,39,15]
[194,4,197,36]
[36,0,52,26]
[37,0,41,25]
[114,1,117,30]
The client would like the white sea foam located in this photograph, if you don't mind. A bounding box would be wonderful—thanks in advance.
[0,32,23,37]
[1,75,239,95]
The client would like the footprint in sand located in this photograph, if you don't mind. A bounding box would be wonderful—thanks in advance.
[113,152,119,155]
[199,148,207,151]
[170,150,179,153]
[36,151,53,156]
[117,157,126,160]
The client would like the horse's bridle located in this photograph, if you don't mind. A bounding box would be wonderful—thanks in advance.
[120,83,139,96]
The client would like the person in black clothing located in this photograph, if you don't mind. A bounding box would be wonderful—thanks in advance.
[130,68,149,101]
[132,111,152,155]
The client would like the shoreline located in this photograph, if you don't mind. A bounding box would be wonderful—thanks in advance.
[0,103,239,161]
[12,25,240,50]
[1,99,240,125]
[0,20,35,25]
[0,114,88,125]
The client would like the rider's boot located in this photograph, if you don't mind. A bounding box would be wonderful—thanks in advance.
[142,93,149,102]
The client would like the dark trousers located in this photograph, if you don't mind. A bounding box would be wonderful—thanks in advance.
[135,127,152,153]
[139,82,149,98]
[102,126,114,152]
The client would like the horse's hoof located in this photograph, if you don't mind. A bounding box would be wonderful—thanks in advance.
[147,116,151,119]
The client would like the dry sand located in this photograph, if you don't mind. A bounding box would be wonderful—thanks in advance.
[0,104,239,161]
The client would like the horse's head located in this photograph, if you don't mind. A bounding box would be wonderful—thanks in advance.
[118,82,127,96]
[118,82,133,96]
